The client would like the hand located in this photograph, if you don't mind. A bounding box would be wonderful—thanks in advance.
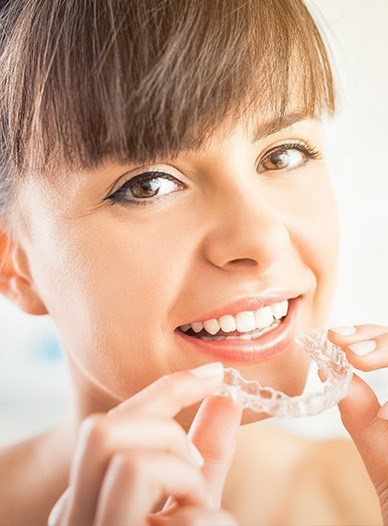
[48,362,242,526]
[327,324,388,525]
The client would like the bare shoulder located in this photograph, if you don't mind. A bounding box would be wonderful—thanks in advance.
[224,424,382,526]
[297,435,382,525]
[306,436,378,495]
[0,431,67,526]
[0,434,42,491]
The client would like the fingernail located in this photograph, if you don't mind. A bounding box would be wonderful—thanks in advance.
[188,441,205,467]
[190,362,224,378]
[378,402,388,420]
[330,326,357,335]
[348,340,377,355]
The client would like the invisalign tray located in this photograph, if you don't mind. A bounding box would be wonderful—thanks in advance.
[211,328,354,417]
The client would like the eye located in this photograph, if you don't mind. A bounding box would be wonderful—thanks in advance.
[258,141,321,173]
[108,171,185,206]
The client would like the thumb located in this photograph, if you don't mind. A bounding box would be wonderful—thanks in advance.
[337,373,388,491]
[187,394,243,509]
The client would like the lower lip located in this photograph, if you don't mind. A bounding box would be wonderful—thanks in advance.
[175,296,301,364]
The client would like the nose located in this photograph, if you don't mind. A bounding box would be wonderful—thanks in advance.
[202,188,291,274]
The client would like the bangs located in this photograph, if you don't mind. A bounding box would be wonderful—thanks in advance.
[1,0,336,175]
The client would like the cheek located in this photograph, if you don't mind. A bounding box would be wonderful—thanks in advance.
[24,167,339,401]
[28,208,198,396]
[288,173,340,322]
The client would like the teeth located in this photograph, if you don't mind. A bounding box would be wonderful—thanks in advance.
[271,302,284,319]
[191,321,204,333]
[280,300,288,317]
[179,299,290,335]
[235,311,256,332]
[255,305,273,329]
[203,318,220,335]
[197,322,280,341]
[238,333,254,340]
[219,314,237,332]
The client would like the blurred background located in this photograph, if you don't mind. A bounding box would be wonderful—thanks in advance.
[0,0,387,447]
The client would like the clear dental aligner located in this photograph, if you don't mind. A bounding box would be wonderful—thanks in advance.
[211,328,354,418]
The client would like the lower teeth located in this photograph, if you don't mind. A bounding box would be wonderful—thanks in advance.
[197,319,282,341]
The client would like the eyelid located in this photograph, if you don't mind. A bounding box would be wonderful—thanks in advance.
[106,165,185,197]
[261,139,318,157]
[256,139,321,170]
[105,169,186,207]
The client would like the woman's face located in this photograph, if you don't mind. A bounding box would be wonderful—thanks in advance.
[16,114,339,427]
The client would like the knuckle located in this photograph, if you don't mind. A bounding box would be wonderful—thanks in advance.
[158,373,180,400]
[79,413,109,450]
[155,372,189,414]
[158,416,191,455]
[166,416,188,440]
[158,373,175,391]
[111,451,148,482]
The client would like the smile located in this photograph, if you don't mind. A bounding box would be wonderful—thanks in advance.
[178,299,289,340]
[175,295,302,364]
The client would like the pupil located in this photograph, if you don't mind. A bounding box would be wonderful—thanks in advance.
[269,150,289,169]
[133,178,160,198]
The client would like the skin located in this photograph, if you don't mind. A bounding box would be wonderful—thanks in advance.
[5,117,337,414]
[0,115,386,525]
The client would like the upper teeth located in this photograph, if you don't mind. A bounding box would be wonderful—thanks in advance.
[179,300,289,335]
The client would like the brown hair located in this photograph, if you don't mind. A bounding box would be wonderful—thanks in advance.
[0,0,335,232]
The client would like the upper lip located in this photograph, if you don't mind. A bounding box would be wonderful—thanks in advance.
[179,289,302,326]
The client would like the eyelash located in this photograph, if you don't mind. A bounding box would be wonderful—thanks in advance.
[258,141,321,171]
[107,140,322,207]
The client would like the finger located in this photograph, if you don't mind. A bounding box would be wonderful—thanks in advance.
[327,324,388,371]
[108,362,224,418]
[67,414,205,525]
[336,372,388,499]
[176,394,242,511]
[93,451,208,526]
[160,394,242,513]
[68,363,223,524]
[48,487,72,526]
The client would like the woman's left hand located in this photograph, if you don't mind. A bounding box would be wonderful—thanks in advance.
[327,324,388,525]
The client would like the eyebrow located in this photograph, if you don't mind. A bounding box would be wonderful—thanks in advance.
[251,111,311,143]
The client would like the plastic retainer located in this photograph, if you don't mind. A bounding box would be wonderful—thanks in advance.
[211,327,354,417]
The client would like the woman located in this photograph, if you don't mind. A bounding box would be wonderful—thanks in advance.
[0,0,386,525]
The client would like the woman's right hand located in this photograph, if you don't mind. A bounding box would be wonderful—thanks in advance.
[48,362,242,526]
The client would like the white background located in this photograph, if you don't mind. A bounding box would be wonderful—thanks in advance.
[0,0,387,446]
